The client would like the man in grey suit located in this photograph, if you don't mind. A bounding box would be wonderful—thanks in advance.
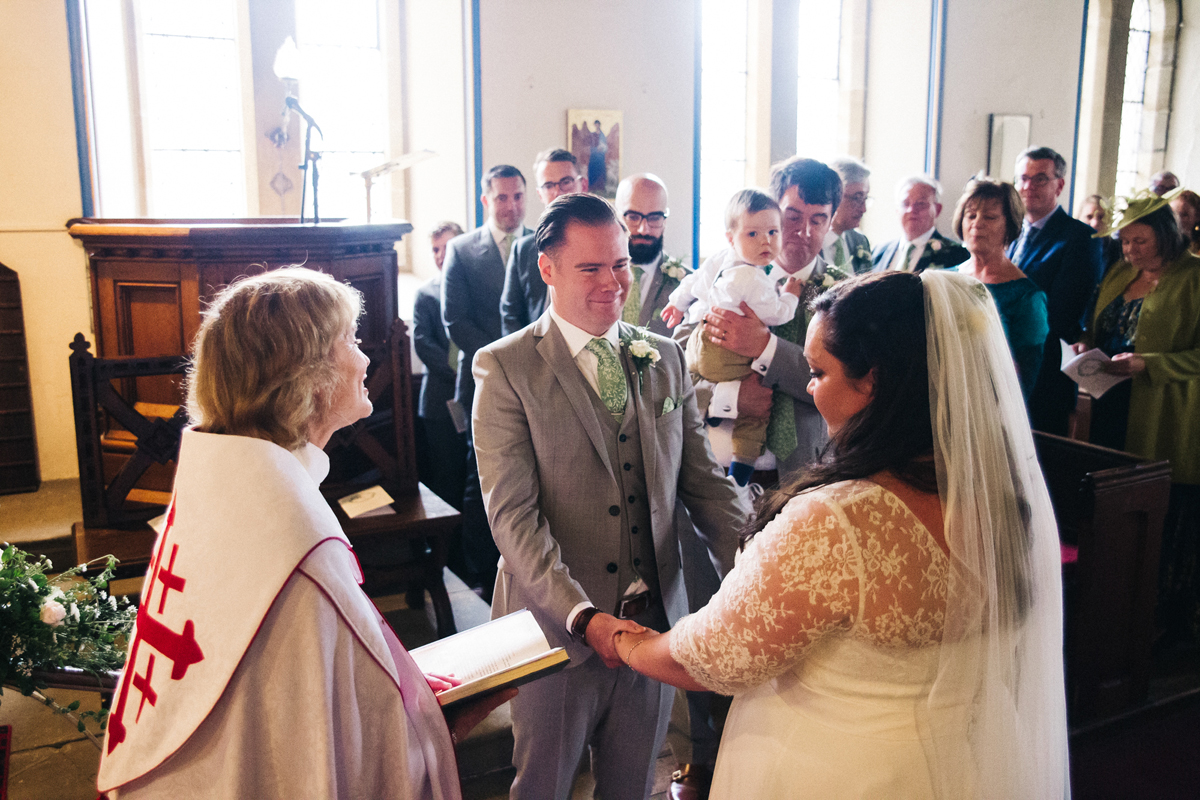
[441,164,531,596]
[700,157,844,482]
[615,174,692,338]
[823,156,874,274]
[500,148,587,336]
[473,194,749,800]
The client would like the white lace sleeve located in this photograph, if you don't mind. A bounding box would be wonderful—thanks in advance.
[669,488,859,695]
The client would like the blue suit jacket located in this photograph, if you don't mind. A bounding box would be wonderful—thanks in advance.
[1006,206,1103,341]
[413,278,455,421]
[500,233,545,337]
[871,229,969,273]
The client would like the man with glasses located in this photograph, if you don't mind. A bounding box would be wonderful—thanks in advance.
[501,149,588,336]
[822,157,874,274]
[1008,145,1104,435]
[871,175,968,273]
[615,174,692,338]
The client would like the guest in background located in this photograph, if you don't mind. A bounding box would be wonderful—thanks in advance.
[441,165,531,598]
[1150,170,1181,196]
[1008,146,1104,435]
[614,174,692,338]
[822,157,873,274]
[501,149,588,336]
[414,222,466,513]
[953,176,1048,400]
[871,175,969,273]
[98,268,507,799]
[1075,189,1200,647]
[1078,193,1124,271]
[1171,189,1200,256]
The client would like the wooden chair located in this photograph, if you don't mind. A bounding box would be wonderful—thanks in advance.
[68,333,187,579]
[1034,432,1171,726]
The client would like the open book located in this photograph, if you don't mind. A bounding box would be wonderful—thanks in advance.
[410,609,569,708]
[1059,339,1132,399]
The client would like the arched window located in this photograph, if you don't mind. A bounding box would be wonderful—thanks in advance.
[1115,0,1151,196]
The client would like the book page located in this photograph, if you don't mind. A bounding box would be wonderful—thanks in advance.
[411,609,552,684]
[1059,340,1131,399]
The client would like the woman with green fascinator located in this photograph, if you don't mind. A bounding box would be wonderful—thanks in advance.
[1075,187,1200,648]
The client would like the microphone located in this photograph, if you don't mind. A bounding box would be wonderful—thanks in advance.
[284,95,322,136]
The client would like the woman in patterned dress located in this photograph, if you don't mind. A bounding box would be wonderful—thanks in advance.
[612,270,1069,799]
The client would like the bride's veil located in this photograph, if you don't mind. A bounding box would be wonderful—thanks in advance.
[917,270,1070,798]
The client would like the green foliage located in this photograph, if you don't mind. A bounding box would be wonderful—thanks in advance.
[0,544,137,731]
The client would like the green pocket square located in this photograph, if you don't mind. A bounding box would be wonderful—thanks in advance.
[661,396,678,415]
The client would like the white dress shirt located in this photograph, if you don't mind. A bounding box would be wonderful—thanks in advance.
[548,307,623,631]
[888,226,937,271]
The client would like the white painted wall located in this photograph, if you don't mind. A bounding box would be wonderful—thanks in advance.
[860,0,933,246]
[1165,0,1200,185]
[0,2,93,483]
[937,0,1089,223]
[477,0,697,262]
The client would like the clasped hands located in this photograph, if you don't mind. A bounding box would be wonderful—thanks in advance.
[584,611,660,670]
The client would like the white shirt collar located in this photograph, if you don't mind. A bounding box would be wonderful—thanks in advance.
[549,305,620,357]
[1027,205,1059,230]
[487,218,521,247]
[904,226,937,248]
[822,229,842,249]
[781,255,819,283]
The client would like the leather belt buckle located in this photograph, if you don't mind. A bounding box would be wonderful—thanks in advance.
[617,590,651,619]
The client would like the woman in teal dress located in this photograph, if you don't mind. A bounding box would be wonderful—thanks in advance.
[952,176,1049,400]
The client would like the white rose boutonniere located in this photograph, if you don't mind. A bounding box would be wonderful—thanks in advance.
[660,256,688,282]
[621,327,661,388]
[929,239,943,252]
[855,245,871,262]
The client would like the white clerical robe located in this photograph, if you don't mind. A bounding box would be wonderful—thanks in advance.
[98,430,459,800]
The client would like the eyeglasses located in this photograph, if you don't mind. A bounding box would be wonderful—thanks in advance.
[623,210,669,229]
[538,176,580,193]
[1015,174,1056,189]
[844,192,871,207]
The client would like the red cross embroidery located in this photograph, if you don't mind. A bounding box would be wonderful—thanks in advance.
[155,544,186,615]
[106,503,205,755]
[132,654,158,722]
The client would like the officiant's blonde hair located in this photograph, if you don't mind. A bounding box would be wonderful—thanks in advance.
[187,267,363,451]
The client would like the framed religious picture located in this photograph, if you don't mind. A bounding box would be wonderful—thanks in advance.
[567,110,622,200]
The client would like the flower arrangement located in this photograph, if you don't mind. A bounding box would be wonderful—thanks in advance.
[0,544,137,745]
[621,327,661,387]
[819,264,851,289]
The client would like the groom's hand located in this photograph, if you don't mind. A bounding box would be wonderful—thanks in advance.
[585,612,647,668]
[705,303,771,359]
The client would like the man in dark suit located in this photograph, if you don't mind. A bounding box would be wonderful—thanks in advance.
[871,175,969,273]
[441,164,531,596]
[1008,146,1104,435]
[413,221,465,511]
[501,149,587,336]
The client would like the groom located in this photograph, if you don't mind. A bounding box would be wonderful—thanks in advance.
[472,193,749,800]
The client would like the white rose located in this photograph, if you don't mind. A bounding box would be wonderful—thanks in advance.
[647,347,661,364]
[929,239,942,252]
[40,600,67,627]
[628,340,653,358]
[822,274,835,288]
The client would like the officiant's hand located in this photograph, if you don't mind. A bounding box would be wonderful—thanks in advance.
[444,687,518,746]
[705,303,771,359]
[1106,353,1146,375]
[585,612,647,668]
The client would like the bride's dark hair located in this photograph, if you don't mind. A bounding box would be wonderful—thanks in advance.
[743,271,935,546]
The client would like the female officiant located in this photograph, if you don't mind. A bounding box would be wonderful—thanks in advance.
[98,268,507,799]
[612,271,1069,798]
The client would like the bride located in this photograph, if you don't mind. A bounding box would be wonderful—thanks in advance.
[614,270,1069,798]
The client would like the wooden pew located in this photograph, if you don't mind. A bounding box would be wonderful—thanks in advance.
[1034,432,1171,725]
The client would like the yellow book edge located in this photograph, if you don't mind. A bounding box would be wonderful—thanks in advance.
[433,648,570,708]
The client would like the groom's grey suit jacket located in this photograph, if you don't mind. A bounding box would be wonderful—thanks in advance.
[473,314,749,665]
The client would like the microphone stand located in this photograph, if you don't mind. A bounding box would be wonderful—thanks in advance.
[289,96,323,224]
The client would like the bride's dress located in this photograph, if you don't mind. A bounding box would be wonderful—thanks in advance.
[672,479,960,799]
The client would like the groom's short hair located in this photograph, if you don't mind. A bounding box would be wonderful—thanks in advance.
[535,192,626,256]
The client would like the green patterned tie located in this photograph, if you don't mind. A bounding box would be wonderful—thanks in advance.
[622,265,644,325]
[500,233,514,265]
[899,242,917,272]
[764,311,803,463]
[585,338,628,415]
[832,237,848,268]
